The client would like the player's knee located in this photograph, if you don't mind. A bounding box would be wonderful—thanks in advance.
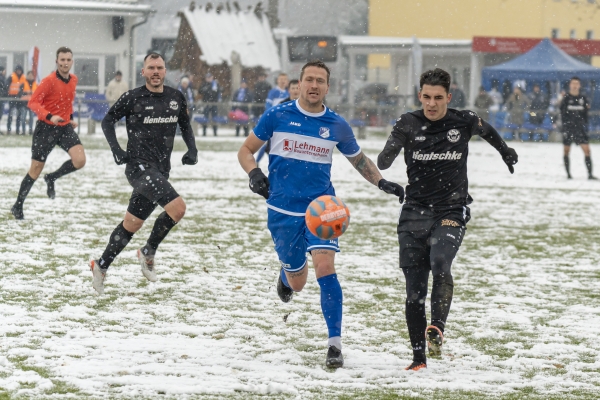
[72,155,86,169]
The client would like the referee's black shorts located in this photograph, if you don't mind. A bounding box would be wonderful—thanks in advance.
[31,121,81,162]
[125,163,180,221]
[563,128,589,146]
[397,204,470,270]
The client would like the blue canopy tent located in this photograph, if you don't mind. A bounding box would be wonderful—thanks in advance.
[481,38,600,88]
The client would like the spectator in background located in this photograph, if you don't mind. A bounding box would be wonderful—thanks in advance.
[7,64,25,135]
[529,83,549,125]
[0,66,7,134]
[506,86,530,126]
[232,79,253,137]
[252,72,271,118]
[488,84,503,112]
[448,82,466,109]
[199,72,221,136]
[474,86,494,121]
[502,80,512,105]
[265,73,289,109]
[20,71,37,135]
[105,71,128,107]
[177,77,196,136]
[178,77,195,116]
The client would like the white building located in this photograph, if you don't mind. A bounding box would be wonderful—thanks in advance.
[0,0,153,92]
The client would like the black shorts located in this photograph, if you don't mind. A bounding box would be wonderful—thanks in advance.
[563,129,589,146]
[125,163,180,220]
[397,205,470,269]
[31,121,82,162]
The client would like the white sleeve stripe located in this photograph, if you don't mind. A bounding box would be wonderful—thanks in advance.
[342,148,362,158]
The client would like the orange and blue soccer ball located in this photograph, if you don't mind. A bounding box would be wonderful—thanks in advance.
[305,195,351,240]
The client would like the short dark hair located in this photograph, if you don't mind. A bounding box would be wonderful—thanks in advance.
[570,76,581,83]
[56,46,72,58]
[288,79,299,87]
[419,68,451,93]
[300,60,330,84]
[115,70,122,76]
[144,52,164,63]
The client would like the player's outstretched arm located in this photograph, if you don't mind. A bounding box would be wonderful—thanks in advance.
[238,131,269,199]
[347,151,404,202]
[101,96,130,165]
[478,119,518,174]
[377,119,407,170]
[178,95,198,165]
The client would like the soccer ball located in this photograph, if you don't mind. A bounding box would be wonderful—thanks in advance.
[305,195,351,240]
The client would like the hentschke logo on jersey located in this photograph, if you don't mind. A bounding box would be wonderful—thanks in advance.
[271,131,336,164]
[413,150,463,161]
[143,116,178,124]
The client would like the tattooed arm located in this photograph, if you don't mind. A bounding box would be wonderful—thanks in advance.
[346,151,383,186]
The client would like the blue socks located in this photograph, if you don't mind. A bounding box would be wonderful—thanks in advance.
[317,273,343,342]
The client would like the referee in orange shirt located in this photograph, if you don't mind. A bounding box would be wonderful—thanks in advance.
[11,46,86,220]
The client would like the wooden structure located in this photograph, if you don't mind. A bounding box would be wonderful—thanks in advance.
[169,2,281,99]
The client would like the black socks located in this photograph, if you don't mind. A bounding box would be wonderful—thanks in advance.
[99,222,134,270]
[14,174,36,208]
[585,156,593,177]
[564,156,571,178]
[46,160,77,182]
[144,211,177,254]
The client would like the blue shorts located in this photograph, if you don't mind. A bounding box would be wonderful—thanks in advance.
[267,208,340,272]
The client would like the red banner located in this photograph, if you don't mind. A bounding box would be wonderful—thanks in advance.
[473,36,600,56]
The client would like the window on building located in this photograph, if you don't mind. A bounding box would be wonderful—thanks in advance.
[587,30,594,39]
[551,29,560,38]
[570,29,576,39]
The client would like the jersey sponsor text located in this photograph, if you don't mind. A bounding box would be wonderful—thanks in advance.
[143,116,178,124]
[413,150,463,161]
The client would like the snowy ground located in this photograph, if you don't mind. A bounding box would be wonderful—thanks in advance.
[0,128,599,399]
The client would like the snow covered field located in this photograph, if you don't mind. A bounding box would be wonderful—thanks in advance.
[0,130,599,399]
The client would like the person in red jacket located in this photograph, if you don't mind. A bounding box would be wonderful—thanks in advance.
[11,46,86,220]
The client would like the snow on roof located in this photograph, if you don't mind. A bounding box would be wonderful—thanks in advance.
[339,35,472,47]
[0,0,153,15]
[182,7,280,71]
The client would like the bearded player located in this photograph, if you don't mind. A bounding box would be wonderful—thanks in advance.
[238,60,403,368]
[89,53,197,295]
[378,68,518,371]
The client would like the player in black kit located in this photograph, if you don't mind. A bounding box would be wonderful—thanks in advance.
[560,77,596,179]
[377,68,518,371]
[89,53,198,295]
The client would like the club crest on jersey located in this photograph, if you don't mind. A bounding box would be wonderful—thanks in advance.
[169,101,179,110]
[319,127,330,138]
[447,129,460,143]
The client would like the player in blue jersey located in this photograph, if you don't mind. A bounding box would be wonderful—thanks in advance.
[238,60,404,368]
[265,73,289,109]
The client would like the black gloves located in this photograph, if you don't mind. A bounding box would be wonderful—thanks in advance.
[378,178,405,203]
[112,148,130,165]
[500,147,518,174]
[182,149,198,165]
[248,168,270,199]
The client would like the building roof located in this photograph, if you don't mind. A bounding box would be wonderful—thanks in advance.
[181,7,280,70]
[339,36,472,47]
[0,0,153,15]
